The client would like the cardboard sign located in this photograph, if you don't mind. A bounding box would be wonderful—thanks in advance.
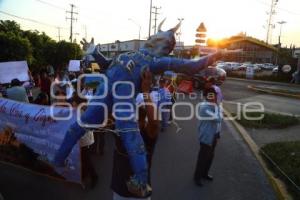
[0,61,29,84]
[68,60,81,72]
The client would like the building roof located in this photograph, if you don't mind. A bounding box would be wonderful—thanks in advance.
[223,36,278,52]
[100,39,146,46]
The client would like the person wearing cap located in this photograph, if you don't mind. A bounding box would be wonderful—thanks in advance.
[6,79,29,103]
[194,87,222,186]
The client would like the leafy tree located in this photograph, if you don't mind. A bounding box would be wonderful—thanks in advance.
[0,20,83,71]
[0,20,22,36]
[0,32,32,62]
[51,40,82,70]
[22,30,54,68]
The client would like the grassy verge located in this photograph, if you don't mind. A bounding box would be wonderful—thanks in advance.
[261,141,300,199]
[233,112,299,129]
[227,72,291,83]
[252,86,300,96]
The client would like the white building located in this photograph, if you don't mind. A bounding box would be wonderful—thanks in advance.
[99,39,147,58]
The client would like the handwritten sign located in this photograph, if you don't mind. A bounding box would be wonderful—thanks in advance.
[0,61,30,84]
[0,98,81,183]
[68,60,81,72]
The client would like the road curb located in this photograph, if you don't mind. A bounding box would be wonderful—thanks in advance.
[223,108,292,200]
[248,85,300,100]
[227,77,298,87]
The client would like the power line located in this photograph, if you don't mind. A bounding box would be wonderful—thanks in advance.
[35,0,106,34]
[152,6,161,34]
[265,0,277,44]
[35,0,65,11]
[66,4,78,43]
[148,0,153,38]
[255,0,300,15]
[0,10,62,28]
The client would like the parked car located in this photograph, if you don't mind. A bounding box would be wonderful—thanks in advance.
[253,64,262,72]
[237,64,248,71]
[217,63,231,71]
[230,62,241,71]
[262,63,275,70]
[272,67,278,73]
[217,62,240,71]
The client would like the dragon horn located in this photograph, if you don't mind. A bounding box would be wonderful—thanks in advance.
[169,21,181,33]
[157,18,166,32]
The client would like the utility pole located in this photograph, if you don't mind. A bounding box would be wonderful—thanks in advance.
[148,0,153,38]
[277,21,286,46]
[66,4,78,43]
[57,27,61,41]
[152,6,161,34]
[266,0,278,44]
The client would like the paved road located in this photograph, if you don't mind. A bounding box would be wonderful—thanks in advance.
[222,78,300,116]
[0,96,277,200]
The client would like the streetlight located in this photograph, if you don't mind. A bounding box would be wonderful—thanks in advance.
[128,18,141,40]
[276,21,286,66]
[277,21,286,46]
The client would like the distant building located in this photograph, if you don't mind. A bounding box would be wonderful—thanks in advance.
[293,48,300,58]
[209,35,278,64]
[99,39,146,58]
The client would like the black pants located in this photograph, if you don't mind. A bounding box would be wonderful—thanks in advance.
[194,135,218,181]
[81,146,97,181]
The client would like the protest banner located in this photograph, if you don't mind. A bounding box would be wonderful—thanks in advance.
[0,98,81,184]
[0,61,29,84]
[68,60,81,72]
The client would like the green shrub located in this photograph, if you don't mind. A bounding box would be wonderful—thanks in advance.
[261,141,300,199]
[234,112,299,129]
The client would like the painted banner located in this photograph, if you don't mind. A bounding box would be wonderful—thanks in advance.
[0,98,81,183]
[0,61,30,84]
